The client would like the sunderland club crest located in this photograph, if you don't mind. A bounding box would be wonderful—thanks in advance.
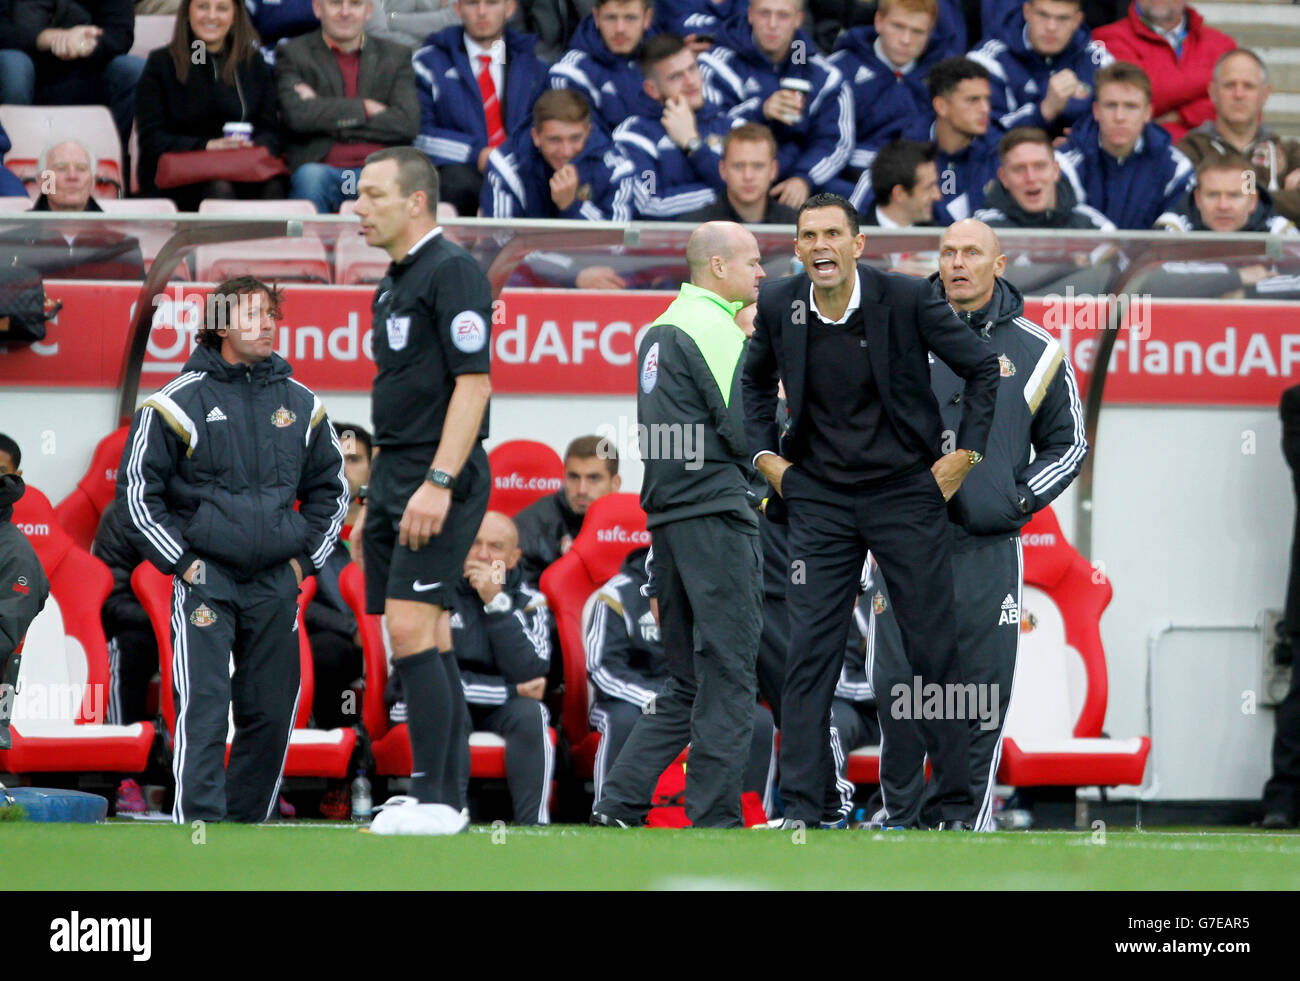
[872,590,887,615]
[271,406,297,428]
[998,354,1016,377]
[190,604,217,627]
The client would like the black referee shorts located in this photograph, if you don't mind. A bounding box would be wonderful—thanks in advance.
[363,443,490,614]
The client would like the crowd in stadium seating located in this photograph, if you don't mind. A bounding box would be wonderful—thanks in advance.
[0,0,1297,247]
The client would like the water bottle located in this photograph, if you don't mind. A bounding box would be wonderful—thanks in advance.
[351,768,372,823]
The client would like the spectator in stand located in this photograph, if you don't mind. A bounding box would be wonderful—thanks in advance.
[0,0,145,149]
[453,511,555,824]
[655,0,746,53]
[585,545,777,813]
[855,137,941,226]
[515,434,621,585]
[969,0,1112,140]
[0,124,31,198]
[698,0,853,209]
[614,34,734,219]
[973,126,1117,293]
[1091,0,1234,142]
[413,0,549,217]
[829,0,943,192]
[0,141,146,280]
[547,0,660,135]
[367,0,463,49]
[135,0,287,210]
[0,435,22,477]
[684,123,797,224]
[976,126,1113,229]
[480,88,636,220]
[1057,60,1193,229]
[1178,50,1300,225]
[811,0,966,57]
[918,56,1000,223]
[1141,151,1299,299]
[276,0,418,214]
[305,421,371,734]
[247,0,320,50]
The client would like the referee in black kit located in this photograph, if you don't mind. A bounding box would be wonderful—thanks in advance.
[351,147,493,836]
[743,194,1001,831]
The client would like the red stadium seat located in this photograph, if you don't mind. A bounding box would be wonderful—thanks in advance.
[333,200,391,285]
[129,15,175,59]
[193,200,331,284]
[0,196,34,210]
[0,105,124,199]
[96,197,186,277]
[53,425,129,551]
[487,440,564,517]
[539,493,649,778]
[336,562,555,783]
[0,487,154,774]
[131,562,358,778]
[995,507,1151,787]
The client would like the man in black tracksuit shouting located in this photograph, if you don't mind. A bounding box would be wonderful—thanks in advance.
[118,276,349,824]
[591,221,767,829]
[868,218,1087,830]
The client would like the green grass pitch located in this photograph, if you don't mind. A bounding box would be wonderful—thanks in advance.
[7,822,1300,890]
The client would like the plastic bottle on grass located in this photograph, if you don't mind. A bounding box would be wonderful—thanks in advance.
[351,769,372,822]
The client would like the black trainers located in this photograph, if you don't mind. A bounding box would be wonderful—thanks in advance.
[1260,811,1293,829]
[590,809,640,828]
[933,820,974,831]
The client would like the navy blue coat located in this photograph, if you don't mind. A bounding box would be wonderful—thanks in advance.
[968,12,1112,136]
[413,25,549,167]
[545,15,661,135]
[1058,115,1195,230]
[481,122,636,220]
[830,26,937,166]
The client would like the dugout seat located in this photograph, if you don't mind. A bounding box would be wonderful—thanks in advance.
[487,440,564,517]
[193,199,331,284]
[0,486,154,775]
[538,493,649,778]
[336,562,557,783]
[131,562,358,777]
[995,506,1150,787]
[53,425,130,551]
[0,105,124,199]
[96,197,185,277]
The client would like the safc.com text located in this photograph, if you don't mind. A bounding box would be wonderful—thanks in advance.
[1114,940,1250,954]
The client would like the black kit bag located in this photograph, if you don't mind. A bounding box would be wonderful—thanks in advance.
[0,261,61,344]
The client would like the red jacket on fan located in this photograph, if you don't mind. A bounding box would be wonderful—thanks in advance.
[1092,3,1235,142]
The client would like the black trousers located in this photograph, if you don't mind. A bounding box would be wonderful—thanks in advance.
[595,512,763,828]
[169,564,300,823]
[308,628,362,730]
[591,696,777,811]
[106,626,158,726]
[779,464,973,826]
[869,536,1021,830]
[758,519,791,725]
[467,698,554,824]
[1264,385,1300,816]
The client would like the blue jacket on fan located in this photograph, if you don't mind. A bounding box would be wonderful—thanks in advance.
[413,25,549,167]
[1057,115,1195,230]
[830,26,936,166]
[654,0,748,41]
[545,15,661,135]
[898,119,1000,223]
[613,106,733,218]
[480,122,636,220]
[698,19,852,191]
[968,12,1112,136]
[245,0,318,45]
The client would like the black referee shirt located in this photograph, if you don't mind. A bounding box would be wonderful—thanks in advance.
[370,228,493,448]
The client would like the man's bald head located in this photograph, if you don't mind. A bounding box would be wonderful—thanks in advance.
[686,221,765,306]
[938,219,1006,312]
[481,510,519,551]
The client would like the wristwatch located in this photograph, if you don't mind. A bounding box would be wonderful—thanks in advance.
[356,484,368,505]
[425,468,455,489]
[684,136,703,155]
[1017,494,1030,515]
[967,450,984,466]
[483,592,512,615]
